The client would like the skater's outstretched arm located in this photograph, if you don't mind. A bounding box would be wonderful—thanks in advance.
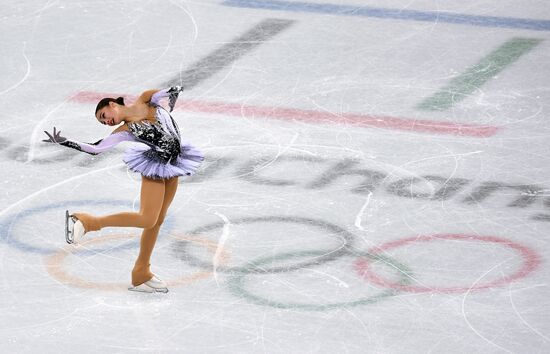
[42,127,137,155]
[137,89,159,105]
[145,86,185,112]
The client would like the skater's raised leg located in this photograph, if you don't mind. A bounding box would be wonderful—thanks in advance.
[71,175,165,236]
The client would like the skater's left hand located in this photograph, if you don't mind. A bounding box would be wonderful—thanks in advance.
[168,85,184,93]
[167,86,184,112]
[42,127,67,143]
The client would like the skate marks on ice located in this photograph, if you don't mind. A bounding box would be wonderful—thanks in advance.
[163,18,295,89]
[416,38,543,111]
[0,200,139,255]
[222,0,550,32]
[227,250,411,311]
[68,91,500,137]
[1,203,539,303]
[0,199,181,255]
[187,153,550,222]
[3,147,547,235]
[355,234,541,294]
[170,215,542,310]
[171,216,355,274]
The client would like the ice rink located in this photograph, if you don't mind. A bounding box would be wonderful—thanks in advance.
[1,0,549,352]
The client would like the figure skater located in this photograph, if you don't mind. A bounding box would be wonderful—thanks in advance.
[42,86,204,293]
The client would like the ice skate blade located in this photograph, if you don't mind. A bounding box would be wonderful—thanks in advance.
[65,210,74,244]
[128,283,169,294]
[65,210,86,245]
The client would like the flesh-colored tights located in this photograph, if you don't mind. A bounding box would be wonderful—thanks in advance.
[73,175,179,286]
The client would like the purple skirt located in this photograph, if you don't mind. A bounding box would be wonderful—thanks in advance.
[123,140,204,180]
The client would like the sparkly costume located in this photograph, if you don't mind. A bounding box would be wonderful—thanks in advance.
[58,87,204,179]
[44,87,203,290]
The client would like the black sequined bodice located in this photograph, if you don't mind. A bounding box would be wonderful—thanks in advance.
[128,119,180,164]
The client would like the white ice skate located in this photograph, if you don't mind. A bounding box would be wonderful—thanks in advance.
[65,210,86,244]
[128,275,169,293]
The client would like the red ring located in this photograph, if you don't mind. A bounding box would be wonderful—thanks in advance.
[355,234,542,293]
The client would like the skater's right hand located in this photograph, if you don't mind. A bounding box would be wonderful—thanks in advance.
[42,127,67,143]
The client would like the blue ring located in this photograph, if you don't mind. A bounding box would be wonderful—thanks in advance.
[0,199,175,255]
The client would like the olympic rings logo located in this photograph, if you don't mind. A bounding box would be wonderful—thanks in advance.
[171,216,542,310]
[0,206,543,311]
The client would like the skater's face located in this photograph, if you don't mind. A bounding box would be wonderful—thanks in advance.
[96,102,119,126]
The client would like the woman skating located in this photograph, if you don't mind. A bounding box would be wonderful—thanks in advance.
[42,86,204,293]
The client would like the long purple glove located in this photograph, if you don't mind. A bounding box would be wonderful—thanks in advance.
[43,127,137,155]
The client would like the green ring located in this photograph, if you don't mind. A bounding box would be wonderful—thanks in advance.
[227,250,412,311]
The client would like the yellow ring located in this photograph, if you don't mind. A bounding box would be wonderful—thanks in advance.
[44,233,230,291]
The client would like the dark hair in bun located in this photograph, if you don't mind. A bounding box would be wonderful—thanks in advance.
[95,96,125,115]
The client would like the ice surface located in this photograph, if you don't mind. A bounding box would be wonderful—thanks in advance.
[0,0,549,353]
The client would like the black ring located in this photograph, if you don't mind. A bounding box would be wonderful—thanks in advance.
[171,216,356,274]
